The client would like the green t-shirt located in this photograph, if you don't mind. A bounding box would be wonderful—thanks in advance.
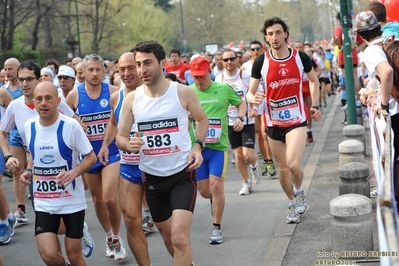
[190,81,242,151]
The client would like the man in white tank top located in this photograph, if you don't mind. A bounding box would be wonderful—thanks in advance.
[116,41,208,266]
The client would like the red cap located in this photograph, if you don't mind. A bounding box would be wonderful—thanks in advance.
[190,57,210,77]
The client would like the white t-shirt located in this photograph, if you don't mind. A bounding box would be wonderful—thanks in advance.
[24,114,92,214]
[242,60,265,114]
[215,69,254,125]
[363,38,399,115]
[212,66,225,77]
[1,96,75,143]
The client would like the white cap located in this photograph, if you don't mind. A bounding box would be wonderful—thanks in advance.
[58,65,75,78]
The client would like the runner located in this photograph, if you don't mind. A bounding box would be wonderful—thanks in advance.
[247,17,321,224]
[66,54,127,260]
[190,56,247,243]
[116,40,208,266]
[215,49,262,195]
[98,52,151,265]
[20,81,96,266]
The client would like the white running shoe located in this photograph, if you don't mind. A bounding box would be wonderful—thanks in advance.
[286,205,300,224]
[239,180,252,195]
[295,190,309,214]
[142,216,155,233]
[370,187,378,198]
[251,163,262,184]
[81,222,94,258]
[13,208,28,224]
[209,226,223,244]
[105,237,115,258]
[113,237,128,261]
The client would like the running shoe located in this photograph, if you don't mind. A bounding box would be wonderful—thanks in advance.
[191,263,198,266]
[370,187,378,198]
[261,161,268,176]
[286,205,300,224]
[257,150,263,159]
[323,101,327,108]
[113,237,128,261]
[14,208,28,223]
[295,190,309,214]
[81,222,94,258]
[3,168,12,179]
[251,163,262,184]
[0,223,11,244]
[8,214,17,236]
[142,216,155,233]
[209,226,223,244]
[239,180,252,195]
[105,236,115,258]
[231,153,236,164]
[307,131,313,143]
[267,161,276,177]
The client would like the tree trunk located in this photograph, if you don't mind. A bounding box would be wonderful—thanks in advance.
[7,0,15,50]
[44,15,52,48]
[90,0,99,54]
[0,0,8,51]
[31,0,42,51]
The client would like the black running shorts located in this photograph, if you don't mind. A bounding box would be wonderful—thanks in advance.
[228,124,256,149]
[35,210,84,239]
[143,167,197,223]
[266,121,307,143]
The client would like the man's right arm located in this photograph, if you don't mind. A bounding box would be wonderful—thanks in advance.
[65,88,78,112]
[0,130,10,156]
[116,92,136,153]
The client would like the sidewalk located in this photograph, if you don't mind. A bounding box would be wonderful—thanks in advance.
[265,94,380,266]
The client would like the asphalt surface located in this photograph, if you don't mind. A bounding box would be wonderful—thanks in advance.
[0,93,381,266]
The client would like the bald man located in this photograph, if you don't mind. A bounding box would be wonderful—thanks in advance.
[74,62,85,90]
[98,52,150,264]
[20,81,96,266]
[3,58,27,223]
[0,69,6,86]
[71,57,83,69]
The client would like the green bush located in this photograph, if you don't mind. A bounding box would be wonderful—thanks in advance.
[23,50,40,62]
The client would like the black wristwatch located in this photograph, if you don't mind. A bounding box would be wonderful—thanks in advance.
[312,106,320,110]
[381,102,389,111]
[4,154,13,163]
[237,116,244,122]
[23,168,33,177]
[194,139,205,151]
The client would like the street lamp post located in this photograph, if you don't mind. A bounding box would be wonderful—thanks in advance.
[179,0,187,53]
[75,0,81,57]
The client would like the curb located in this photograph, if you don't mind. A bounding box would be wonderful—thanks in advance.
[262,95,341,266]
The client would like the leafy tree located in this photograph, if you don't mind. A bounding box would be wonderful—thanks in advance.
[153,0,174,12]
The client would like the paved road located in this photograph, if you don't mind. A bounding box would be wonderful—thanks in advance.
[0,94,346,266]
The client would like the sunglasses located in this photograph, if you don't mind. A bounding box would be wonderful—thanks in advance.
[250,47,262,52]
[222,57,236,62]
[58,75,71,80]
[18,77,37,83]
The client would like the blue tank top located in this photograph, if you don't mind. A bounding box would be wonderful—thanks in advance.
[6,84,23,100]
[6,84,23,136]
[114,89,124,125]
[77,82,118,155]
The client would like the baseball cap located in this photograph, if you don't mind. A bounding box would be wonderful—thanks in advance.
[190,57,210,77]
[58,65,76,78]
[354,11,382,32]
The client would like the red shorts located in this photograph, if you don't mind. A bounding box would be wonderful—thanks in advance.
[338,48,358,68]
[302,80,310,120]
[302,80,310,97]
